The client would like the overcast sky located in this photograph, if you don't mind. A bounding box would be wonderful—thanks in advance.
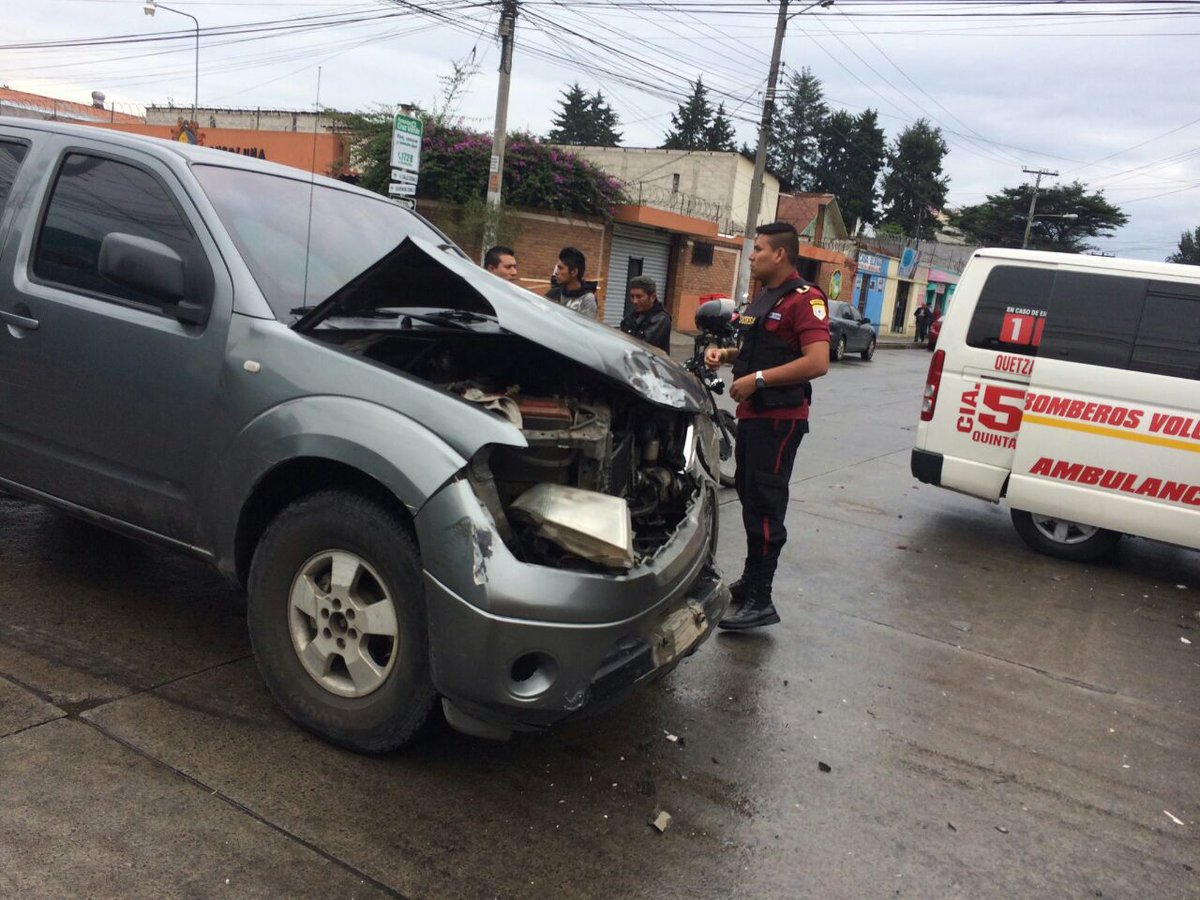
[4,0,1197,260]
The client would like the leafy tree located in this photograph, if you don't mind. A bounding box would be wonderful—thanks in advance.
[546,83,622,146]
[586,91,622,146]
[813,110,857,217]
[1167,226,1200,265]
[953,181,1128,252]
[330,105,395,195]
[663,78,714,150]
[706,103,736,152]
[769,67,827,190]
[880,119,950,239]
[814,108,885,228]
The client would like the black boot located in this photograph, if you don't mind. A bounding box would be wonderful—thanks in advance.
[718,583,779,631]
[727,577,751,609]
[726,559,759,609]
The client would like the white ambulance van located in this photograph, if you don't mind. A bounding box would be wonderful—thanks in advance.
[912,249,1200,561]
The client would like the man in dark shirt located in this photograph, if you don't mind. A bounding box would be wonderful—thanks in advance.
[619,275,672,353]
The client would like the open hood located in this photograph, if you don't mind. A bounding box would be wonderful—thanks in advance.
[293,236,707,412]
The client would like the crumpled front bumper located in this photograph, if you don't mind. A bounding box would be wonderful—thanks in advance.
[414,477,728,734]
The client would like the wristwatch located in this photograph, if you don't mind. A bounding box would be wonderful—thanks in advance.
[755,370,767,390]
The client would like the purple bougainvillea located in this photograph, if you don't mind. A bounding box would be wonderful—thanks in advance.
[416,124,625,216]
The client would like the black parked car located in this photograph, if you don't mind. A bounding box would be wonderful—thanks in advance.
[827,301,876,362]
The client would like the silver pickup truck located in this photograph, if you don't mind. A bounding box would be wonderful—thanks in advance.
[0,118,729,751]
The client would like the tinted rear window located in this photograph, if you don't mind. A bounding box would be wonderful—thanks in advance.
[967,263,1200,380]
[966,265,1053,356]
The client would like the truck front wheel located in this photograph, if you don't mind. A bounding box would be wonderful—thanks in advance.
[247,490,435,753]
[1010,508,1122,562]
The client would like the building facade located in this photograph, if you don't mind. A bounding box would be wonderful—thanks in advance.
[556,146,781,238]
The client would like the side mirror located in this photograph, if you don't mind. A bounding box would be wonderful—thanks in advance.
[861,317,871,325]
[98,232,209,325]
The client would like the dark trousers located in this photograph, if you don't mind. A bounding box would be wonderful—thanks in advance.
[735,417,807,585]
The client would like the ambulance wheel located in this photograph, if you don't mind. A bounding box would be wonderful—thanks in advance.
[1010,509,1122,562]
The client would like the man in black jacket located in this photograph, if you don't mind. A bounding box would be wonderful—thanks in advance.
[619,275,672,353]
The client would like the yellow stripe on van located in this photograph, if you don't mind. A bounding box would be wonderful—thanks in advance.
[1022,414,1200,454]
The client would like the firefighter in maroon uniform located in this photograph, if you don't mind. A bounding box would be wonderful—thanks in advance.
[706,222,830,630]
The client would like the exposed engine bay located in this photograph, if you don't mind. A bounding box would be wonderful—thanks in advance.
[315,327,704,569]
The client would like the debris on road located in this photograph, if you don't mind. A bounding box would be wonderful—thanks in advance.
[1182,637,1192,645]
[947,822,957,832]
[1164,810,1185,826]
[951,620,972,633]
[650,811,674,833]
[1176,584,1188,590]
[818,762,832,773]
[995,826,1009,834]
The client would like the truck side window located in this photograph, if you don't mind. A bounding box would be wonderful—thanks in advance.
[966,265,1054,356]
[1130,284,1200,380]
[33,153,202,310]
[0,141,29,213]
[1039,271,1143,369]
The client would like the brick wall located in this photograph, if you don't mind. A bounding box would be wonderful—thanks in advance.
[416,201,611,314]
[667,238,741,332]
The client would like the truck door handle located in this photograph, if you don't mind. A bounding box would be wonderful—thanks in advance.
[1,309,40,331]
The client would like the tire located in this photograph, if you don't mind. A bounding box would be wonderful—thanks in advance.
[247,490,435,753]
[860,336,876,361]
[831,334,847,363]
[717,410,737,488]
[1010,508,1122,562]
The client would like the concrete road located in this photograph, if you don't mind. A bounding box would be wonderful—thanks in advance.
[1,350,1197,899]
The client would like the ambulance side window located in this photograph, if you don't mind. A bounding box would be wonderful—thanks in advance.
[1130,284,1200,380]
[965,265,1053,356]
[1039,272,1143,369]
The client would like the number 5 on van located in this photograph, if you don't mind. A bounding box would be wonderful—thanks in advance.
[978,385,1025,433]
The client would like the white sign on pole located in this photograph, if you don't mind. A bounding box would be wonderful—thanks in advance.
[390,114,423,172]
[388,181,417,198]
[390,169,419,185]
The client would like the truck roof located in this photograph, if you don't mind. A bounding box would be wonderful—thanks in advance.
[0,114,358,194]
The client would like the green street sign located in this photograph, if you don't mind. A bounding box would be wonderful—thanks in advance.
[390,113,423,173]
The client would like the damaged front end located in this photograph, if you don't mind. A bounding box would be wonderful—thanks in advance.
[297,236,727,734]
[457,384,706,572]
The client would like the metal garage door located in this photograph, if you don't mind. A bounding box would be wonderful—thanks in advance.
[604,225,673,327]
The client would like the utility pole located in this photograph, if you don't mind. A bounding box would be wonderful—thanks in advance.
[483,0,518,256]
[734,0,833,303]
[1021,167,1058,249]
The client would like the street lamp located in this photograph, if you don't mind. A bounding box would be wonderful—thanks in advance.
[734,0,835,302]
[144,0,199,125]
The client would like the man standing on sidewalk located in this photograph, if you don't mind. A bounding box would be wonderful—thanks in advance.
[705,222,830,631]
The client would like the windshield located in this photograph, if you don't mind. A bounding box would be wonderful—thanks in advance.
[193,165,459,322]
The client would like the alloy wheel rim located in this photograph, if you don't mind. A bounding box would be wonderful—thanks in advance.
[288,550,399,698]
[1030,514,1100,546]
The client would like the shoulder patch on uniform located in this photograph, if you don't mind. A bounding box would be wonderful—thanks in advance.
[810,298,827,320]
